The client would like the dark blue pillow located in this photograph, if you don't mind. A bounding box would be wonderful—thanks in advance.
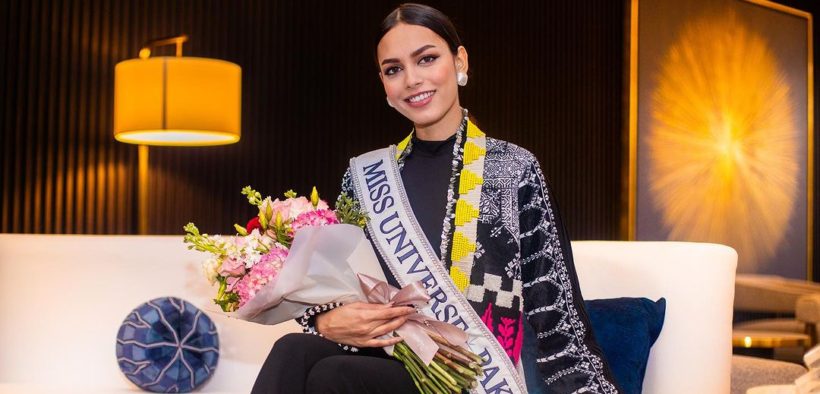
[522,297,666,394]
[116,297,219,392]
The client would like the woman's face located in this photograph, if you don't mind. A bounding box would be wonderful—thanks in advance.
[376,23,468,128]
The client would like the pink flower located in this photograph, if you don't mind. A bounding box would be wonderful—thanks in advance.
[291,209,339,233]
[234,246,289,307]
[268,197,331,223]
[219,257,246,277]
[226,276,241,291]
[287,197,315,219]
[268,199,292,222]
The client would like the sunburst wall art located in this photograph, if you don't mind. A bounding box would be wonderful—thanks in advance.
[631,0,812,278]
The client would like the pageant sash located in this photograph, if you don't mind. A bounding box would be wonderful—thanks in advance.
[350,147,527,394]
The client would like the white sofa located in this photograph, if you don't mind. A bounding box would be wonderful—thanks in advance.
[0,235,737,393]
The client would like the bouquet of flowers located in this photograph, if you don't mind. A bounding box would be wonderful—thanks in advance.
[184,186,483,393]
[184,186,366,312]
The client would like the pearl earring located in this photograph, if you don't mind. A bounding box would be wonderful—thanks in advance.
[457,72,468,87]
[386,97,395,108]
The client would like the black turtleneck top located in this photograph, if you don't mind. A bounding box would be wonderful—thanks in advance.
[400,133,456,259]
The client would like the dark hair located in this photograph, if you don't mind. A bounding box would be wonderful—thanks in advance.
[375,3,462,63]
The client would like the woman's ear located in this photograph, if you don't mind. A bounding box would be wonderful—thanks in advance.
[456,46,469,74]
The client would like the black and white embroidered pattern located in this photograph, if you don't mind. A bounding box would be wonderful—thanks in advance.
[476,138,616,393]
[339,137,618,393]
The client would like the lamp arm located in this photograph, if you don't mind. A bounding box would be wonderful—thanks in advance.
[140,35,189,58]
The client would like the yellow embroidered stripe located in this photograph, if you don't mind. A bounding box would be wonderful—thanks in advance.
[396,133,412,160]
[394,118,486,294]
[450,120,486,293]
[463,141,486,166]
[454,199,479,226]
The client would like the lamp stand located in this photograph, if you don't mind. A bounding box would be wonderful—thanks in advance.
[135,35,186,235]
[138,145,149,235]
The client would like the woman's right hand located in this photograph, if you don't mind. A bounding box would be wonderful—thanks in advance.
[315,302,415,348]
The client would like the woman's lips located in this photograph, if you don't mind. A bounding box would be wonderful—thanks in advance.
[404,90,435,108]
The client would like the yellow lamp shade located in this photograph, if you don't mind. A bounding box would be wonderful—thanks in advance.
[114,56,241,146]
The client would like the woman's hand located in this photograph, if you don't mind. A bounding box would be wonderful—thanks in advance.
[315,302,415,348]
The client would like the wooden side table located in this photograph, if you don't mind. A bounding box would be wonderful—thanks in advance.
[733,329,811,359]
[734,330,812,348]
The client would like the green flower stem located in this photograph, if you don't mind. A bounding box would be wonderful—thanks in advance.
[394,350,426,393]
[396,344,438,394]
[438,362,472,389]
[434,360,464,383]
[403,351,445,393]
[398,345,456,393]
[427,335,480,367]
[428,371,458,393]
[429,361,460,392]
[395,341,483,393]
[434,353,477,378]
[420,373,445,394]
[438,347,475,368]
[428,333,483,365]
[425,376,446,394]
[396,344,427,375]
[421,364,452,394]
[434,352,480,390]
[216,280,226,300]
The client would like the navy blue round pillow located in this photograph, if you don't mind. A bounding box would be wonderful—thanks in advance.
[116,297,219,392]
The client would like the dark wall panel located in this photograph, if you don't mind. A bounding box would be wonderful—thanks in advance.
[1,0,626,240]
[1,0,137,234]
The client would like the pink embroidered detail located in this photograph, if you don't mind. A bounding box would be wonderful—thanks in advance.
[481,303,494,329]
[512,313,524,364]
[481,304,524,363]
[497,317,516,358]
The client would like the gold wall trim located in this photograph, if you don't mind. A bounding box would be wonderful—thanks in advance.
[625,0,639,241]
[626,0,814,278]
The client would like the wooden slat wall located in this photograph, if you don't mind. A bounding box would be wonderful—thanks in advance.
[1,0,137,234]
[1,0,626,240]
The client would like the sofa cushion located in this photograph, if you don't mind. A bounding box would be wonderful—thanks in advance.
[522,297,666,394]
[731,355,806,394]
[587,297,666,394]
[116,297,219,392]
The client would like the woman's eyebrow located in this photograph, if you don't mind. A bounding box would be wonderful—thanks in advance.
[380,44,437,65]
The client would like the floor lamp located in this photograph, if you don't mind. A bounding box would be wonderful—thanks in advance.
[113,35,241,234]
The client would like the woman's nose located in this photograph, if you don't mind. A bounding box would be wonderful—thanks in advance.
[404,68,423,89]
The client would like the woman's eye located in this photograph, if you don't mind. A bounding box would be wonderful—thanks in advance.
[419,55,438,65]
[384,66,401,76]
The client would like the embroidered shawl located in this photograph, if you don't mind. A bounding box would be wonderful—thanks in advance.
[340,124,618,393]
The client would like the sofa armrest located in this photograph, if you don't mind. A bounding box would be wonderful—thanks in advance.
[735,274,820,314]
[796,294,820,324]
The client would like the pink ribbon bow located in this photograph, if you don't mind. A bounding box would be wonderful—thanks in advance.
[357,273,469,365]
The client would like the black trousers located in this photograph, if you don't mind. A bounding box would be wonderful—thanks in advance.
[251,333,417,394]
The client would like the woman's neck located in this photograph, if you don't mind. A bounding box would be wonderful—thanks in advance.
[414,103,464,141]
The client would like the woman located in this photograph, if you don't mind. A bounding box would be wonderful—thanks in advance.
[252,4,618,393]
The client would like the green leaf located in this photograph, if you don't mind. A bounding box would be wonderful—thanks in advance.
[241,186,263,207]
[334,193,369,228]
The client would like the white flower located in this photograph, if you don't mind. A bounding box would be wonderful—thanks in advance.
[244,252,262,268]
[202,258,220,285]
[245,229,262,249]
[259,233,276,250]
